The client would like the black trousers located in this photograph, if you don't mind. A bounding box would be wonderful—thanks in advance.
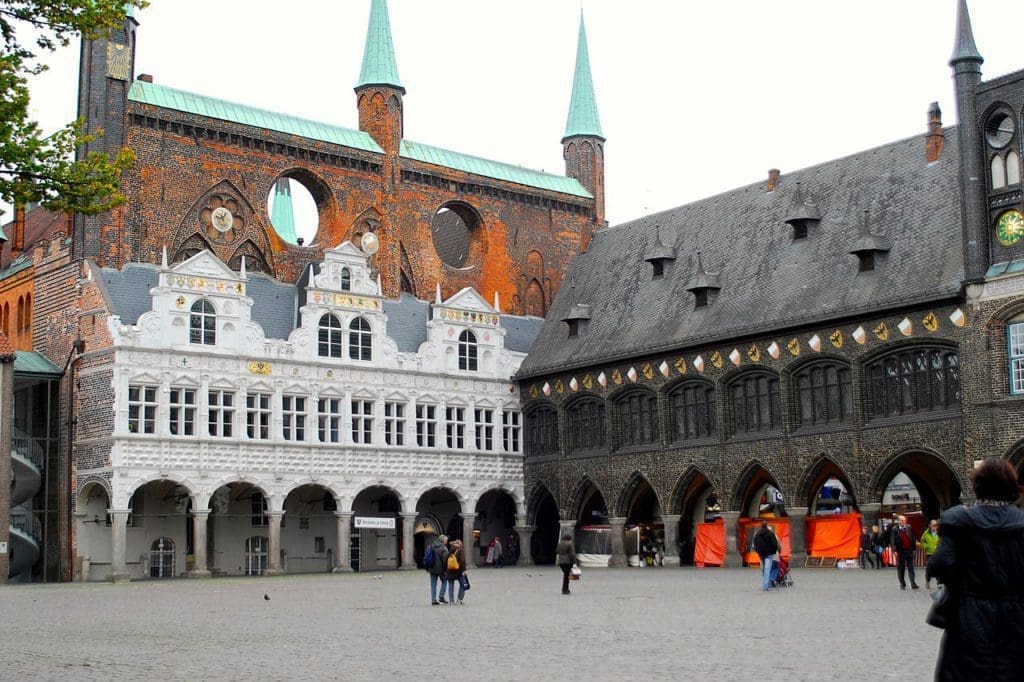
[896,550,917,587]
[560,563,572,592]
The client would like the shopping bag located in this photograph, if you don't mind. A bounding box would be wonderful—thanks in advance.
[459,573,471,591]
[569,565,582,580]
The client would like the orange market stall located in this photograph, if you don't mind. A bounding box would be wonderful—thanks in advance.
[806,513,862,560]
[739,518,791,566]
[693,519,725,567]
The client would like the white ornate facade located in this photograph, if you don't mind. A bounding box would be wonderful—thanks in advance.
[76,243,536,580]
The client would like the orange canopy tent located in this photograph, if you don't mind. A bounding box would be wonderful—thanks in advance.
[693,520,725,567]
[740,518,790,566]
[806,513,862,559]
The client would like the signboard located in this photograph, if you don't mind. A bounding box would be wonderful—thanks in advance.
[0,542,7,554]
[354,516,395,530]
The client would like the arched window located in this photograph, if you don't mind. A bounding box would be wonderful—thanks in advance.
[348,317,372,361]
[567,398,607,451]
[149,537,175,578]
[2,302,8,335]
[1008,150,1021,185]
[668,381,716,441]
[245,536,268,576]
[16,296,24,333]
[318,314,342,358]
[729,372,782,435]
[616,390,660,448]
[23,292,30,333]
[992,154,1007,189]
[525,406,558,457]
[458,330,478,371]
[793,362,853,426]
[189,299,216,345]
[867,346,960,417]
[1009,316,1024,395]
[340,267,352,291]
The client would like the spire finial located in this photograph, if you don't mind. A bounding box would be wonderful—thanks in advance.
[435,282,442,304]
[950,0,983,66]
[356,0,404,92]
[161,245,168,268]
[240,255,247,277]
[493,291,500,313]
[562,11,604,141]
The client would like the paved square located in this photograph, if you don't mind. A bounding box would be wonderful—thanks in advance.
[0,566,942,680]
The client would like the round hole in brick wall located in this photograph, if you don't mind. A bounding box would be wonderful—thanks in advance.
[430,202,486,270]
[266,171,326,246]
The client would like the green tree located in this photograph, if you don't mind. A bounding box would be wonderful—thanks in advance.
[1,1,146,217]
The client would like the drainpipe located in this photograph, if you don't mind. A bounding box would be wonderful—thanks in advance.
[63,339,85,581]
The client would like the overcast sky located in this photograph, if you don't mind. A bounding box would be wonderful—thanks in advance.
[11,1,1024,232]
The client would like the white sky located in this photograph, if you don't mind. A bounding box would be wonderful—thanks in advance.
[10,1,1024,231]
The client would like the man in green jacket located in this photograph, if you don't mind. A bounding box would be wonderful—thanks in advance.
[919,519,940,589]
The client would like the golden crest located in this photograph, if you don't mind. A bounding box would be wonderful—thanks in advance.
[554,379,565,394]
[235,283,244,294]
[710,351,723,368]
[874,322,889,341]
[612,369,623,385]
[175,295,186,309]
[249,361,272,375]
[674,357,687,374]
[642,363,654,379]
[830,330,843,348]
[582,374,593,389]
[923,312,939,332]
[747,345,761,362]
[787,338,801,356]
[529,385,539,399]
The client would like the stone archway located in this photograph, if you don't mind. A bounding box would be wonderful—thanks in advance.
[351,485,403,572]
[619,473,664,566]
[475,489,518,566]
[871,449,964,538]
[207,481,272,576]
[526,482,559,565]
[415,487,462,567]
[569,478,614,566]
[796,455,859,515]
[281,484,337,574]
[669,467,717,566]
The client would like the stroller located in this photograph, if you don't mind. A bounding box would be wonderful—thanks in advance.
[770,556,794,587]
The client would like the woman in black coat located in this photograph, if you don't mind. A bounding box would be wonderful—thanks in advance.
[930,458,1024,681]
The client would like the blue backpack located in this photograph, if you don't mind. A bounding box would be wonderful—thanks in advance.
[423,544,435,569]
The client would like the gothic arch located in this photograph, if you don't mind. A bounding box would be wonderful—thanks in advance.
[228,239,272,275]
[669,465,717,516]
[526,480,558,524]
[617,471,662,519]
[732,459,785,514]
[793,454,859,512]
[523,278,546,317]
[568,476,607,522]
[867,446,965,512]
[171,233,213,264]
[399,241,416,296]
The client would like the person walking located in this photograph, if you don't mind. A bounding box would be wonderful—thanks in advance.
[931,458,1024,681]
[869,524,885,569]
[859,526,877,569]
[890,515,919,590]
[444,538,467,605]
[426,534,450,605]
[493,536,504,568]
[752,520,781,591]
[506,531,520,566]
[919,519,940,589]
[555,533,578,595]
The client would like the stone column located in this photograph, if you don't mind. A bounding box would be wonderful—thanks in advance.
[787,509,808,567]
[722,511,742,568]
[333,511,353,573]
[264,511,285,576]
[400,512,417,570]
[513,525,534,566]
[608,517,627,567]
[187,509,212,578]
[107,509,132,583]
[660,514,682,567]
[858,503,882,530]
[461,513,477,566]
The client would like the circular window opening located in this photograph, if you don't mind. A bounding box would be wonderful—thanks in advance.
[266,173,323,246]
[430,204,486,269]
[985,113,1015,149]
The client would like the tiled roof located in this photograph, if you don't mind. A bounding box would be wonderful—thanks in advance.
[0,331,14,358]
[14,350,62,376]
[518,130,966,379]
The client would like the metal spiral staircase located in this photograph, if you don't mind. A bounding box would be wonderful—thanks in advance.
[8,430,43,580]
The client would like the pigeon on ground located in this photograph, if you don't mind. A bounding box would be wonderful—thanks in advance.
[264,593,270,601]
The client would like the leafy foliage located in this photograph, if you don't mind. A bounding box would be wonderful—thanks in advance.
[0,1,147,216]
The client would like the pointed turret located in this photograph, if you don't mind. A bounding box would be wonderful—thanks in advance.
[949,0,987,283]
[562,12,606,244]
[270,178,298,244]
[355,0,404,153]
[356,0,404,92]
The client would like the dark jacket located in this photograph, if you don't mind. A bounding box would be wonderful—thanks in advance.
[930,503,1024,682]
[427,539,450,576]
[890,524,916,555]
[555,539,577,566]
[868,530,884,550]
[752,528,780,559]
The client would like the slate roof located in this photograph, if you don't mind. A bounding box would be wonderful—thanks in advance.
[518,130,966,379]
[383,294,429,352]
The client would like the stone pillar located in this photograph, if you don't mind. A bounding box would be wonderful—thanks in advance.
[333,511,353,573]
[513,525,534,566]
[787,509,808,567]
[661,515,682,567]
[722,511,742,568]
[187,510,212,578]
[264,511,285,576]
[461,513,477,566]
[858,503,882,530]
[608,517,627,567]
[400,512,417,570]
[107,509,132,583]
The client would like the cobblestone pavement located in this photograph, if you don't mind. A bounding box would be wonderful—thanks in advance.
[0,565,943,681]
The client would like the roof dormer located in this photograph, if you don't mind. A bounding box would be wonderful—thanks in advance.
[560,286,591,338]
[849,210,892,272]
[685,252,721,309]
[784,182,821,240]
[644,225,676,279]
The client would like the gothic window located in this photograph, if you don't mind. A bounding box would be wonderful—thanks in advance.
[525,406,558,457]
[567,398,607,451]
[349,317,372,361]
[458,330,478,371]
[616,390,660,449]
[793,362,853,427]
[668,381,717,441]
[867,346,961,418]
[189,299,216,345]
[729,372,782,435]
[1011,321,1024,396]
[318,314,342,358]
[1009,150,1022,185]
[993,155,1007,190]
[340,268,352,291]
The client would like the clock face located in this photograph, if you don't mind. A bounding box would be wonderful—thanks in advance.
[996,209,1024,247]
[211,206,234,232]
[986,113,1015,149]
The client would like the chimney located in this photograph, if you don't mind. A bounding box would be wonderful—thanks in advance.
[925,102,944,163]
[767,169,781,193]
[12,205,25,256]
[138,73,154,83]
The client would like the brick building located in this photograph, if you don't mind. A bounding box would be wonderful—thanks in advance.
[517,0,1024,568]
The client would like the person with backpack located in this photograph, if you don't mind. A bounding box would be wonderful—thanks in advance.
[444,539,468,605]
[425,534,450,605]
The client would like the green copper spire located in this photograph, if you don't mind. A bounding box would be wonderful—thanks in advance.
[563,13,603,141]
[356,0,404,92]
[270,178,298,244]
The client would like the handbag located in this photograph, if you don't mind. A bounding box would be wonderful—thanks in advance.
[459,573,470,591]
[569,565,582,580]
[925,586,955,629]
